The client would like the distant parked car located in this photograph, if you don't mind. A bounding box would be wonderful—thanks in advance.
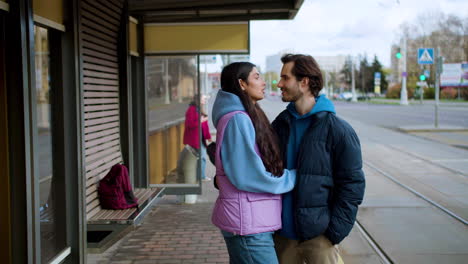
[357,93,371,101]
[339,92,353,101]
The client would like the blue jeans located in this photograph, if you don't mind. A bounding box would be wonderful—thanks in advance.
[221,230,279,264]
[200,144,207,179]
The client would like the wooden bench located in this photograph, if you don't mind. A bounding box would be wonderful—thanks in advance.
[88,187,164,225]
[87,187,165,253]
[84,161,165,252]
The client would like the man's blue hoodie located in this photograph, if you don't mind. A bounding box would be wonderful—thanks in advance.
[211,90,296,194]
[278,95,336,239]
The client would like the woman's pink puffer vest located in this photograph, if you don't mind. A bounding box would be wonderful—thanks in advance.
[211,111,282,235]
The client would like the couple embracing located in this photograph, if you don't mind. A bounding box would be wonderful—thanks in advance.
[211,54,365,264]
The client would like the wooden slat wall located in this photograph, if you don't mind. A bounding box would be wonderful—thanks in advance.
[149,131,164,184]
[167,126,178,172]
[80,0,124,220]
[149,122,186,185]
[178,123,185,151]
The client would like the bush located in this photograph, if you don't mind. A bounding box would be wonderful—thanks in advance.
[385,83,415,99]
[407,86,415,99]
[386,84,400,98]
[441,87,457,99]
[461,87,468,100]
[424,87,435,99]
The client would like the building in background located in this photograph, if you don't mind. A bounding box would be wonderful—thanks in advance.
[265,53,283,74]
[266,52,346,74]
[314,55,346,73]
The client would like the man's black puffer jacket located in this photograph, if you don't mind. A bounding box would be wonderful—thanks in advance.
[272,110,365,245]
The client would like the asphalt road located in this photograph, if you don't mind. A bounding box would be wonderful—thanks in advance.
[331,100,468,128]
[260,95,468,127]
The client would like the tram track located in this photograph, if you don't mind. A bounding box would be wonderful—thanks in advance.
[334,120,468,262]
[353,159,467,264]
[364,159,468,226]
[360,134,468,225]
[354,220,394,264]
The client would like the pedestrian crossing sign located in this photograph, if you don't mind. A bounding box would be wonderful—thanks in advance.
[418,48,434,64]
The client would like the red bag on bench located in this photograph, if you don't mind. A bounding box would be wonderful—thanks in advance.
[98,164,138,210]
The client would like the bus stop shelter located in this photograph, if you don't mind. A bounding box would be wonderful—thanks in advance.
[0,0,303,263]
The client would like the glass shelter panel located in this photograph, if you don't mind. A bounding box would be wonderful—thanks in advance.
[34,25,67,263]
[199,54,230,133]
[146,56,206,187]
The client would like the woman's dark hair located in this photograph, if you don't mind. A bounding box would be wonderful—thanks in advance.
[220,62,284,176]
[189,94,207,116]
[281,54,323,97]
[189,94,198,106]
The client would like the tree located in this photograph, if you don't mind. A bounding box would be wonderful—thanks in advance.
[327,71,339,93]
[371,55,388,93]
[339,54,387,95]
[339,56,353,88]
[357,54,371,93]
[263,71,279,91]
[394,12,467,96]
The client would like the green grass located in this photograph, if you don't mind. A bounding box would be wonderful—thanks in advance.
[364,100,400,105]
[369,98,468,103]
[440,99,468,103]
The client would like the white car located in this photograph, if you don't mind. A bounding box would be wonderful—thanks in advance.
[339,92,353,101]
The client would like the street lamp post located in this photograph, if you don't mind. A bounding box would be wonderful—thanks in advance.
[325,71,329,98]
[400,36,409,105]
[351,57,357,102]
[164,59,170,104]
[434,47,441,128]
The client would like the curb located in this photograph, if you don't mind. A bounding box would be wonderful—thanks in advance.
[397,126,468,133]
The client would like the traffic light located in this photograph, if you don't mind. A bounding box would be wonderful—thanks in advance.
[419,74,426,81]
[395,47,402,59]
[272,80,278,85]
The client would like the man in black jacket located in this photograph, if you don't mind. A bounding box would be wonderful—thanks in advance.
[272,54,365,264]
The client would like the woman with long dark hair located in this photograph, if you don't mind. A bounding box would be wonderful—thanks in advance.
[211,62,296,263]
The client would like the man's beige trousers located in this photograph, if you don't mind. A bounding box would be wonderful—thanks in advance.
[274,234,344,264]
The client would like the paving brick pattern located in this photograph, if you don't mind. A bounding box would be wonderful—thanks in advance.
[106,201,229,264]
[89,162,230,264]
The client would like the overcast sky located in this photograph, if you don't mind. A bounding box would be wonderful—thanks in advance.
[250,0,467,69]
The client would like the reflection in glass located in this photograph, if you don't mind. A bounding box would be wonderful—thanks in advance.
[181,95,212,182]
[199,54,226,136]
[35,25,66,263]
[146,56,201,185]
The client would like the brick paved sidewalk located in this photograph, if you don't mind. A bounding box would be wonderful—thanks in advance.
[107,201,228,264]
[88,163,229,264]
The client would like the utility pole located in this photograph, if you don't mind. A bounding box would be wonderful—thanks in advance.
[434,47,441,128]
[164,59,170,104]
[400,36,408,105]
[325,71,329,98]
[204,60,208,96]
[351,57,357,102]
[266,73,271,94]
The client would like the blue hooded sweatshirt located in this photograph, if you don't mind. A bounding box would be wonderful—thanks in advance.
[212,90,296,194]
[278,95,336,240]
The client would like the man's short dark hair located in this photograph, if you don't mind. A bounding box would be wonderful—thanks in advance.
[281,54,323,97]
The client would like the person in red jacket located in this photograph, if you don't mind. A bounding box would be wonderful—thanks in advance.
[183,95,212,181]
